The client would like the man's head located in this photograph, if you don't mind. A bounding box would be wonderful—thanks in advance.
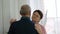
[20,5,31,17]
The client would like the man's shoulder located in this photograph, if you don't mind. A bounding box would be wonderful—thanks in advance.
[11,21,19,24]
[11,20,20,26]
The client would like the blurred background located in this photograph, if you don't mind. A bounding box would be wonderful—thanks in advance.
[0,0,60,34]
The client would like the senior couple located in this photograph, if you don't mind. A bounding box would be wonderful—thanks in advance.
[8,5,46,34]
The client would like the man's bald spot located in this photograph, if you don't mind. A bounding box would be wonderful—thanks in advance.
[21,5,30,10]
[20,5,31,15]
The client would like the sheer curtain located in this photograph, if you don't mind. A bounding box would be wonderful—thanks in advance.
[44,0,60,34]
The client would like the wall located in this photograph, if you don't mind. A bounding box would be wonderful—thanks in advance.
[2,0,10,34]
[0,0,3,34]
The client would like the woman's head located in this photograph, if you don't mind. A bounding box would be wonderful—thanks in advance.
[32,10,43,24]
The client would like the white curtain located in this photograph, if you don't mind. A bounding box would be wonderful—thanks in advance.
[44,0,60,34]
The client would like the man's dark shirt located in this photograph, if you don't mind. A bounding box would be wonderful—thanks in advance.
[8,16,38,34]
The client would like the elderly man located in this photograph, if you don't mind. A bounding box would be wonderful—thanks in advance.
[8,5,38,34]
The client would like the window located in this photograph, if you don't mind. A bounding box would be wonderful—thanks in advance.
[56,0,60,17]
[44,0,60,34]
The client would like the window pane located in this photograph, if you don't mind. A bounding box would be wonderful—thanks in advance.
[55,18,60,34]
[45,18,55,34]
[44,0,56,18]
[56,0,60,17]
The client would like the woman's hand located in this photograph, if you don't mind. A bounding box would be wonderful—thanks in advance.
[35,24,43,34]
[10,18,16,24]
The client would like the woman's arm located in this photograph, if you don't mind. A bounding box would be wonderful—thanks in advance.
[10,18,16,24]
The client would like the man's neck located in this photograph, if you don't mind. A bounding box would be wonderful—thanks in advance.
[22,15,30,18]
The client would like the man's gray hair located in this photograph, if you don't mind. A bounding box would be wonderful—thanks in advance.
[20,5,31,15]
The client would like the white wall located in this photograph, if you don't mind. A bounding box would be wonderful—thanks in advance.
[2,0,19,34]
[0,0,3,34]
[2,0,10,34]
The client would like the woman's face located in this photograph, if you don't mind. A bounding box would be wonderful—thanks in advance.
[32,12,41,24]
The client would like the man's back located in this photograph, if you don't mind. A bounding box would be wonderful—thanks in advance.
[8,17,38,34]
